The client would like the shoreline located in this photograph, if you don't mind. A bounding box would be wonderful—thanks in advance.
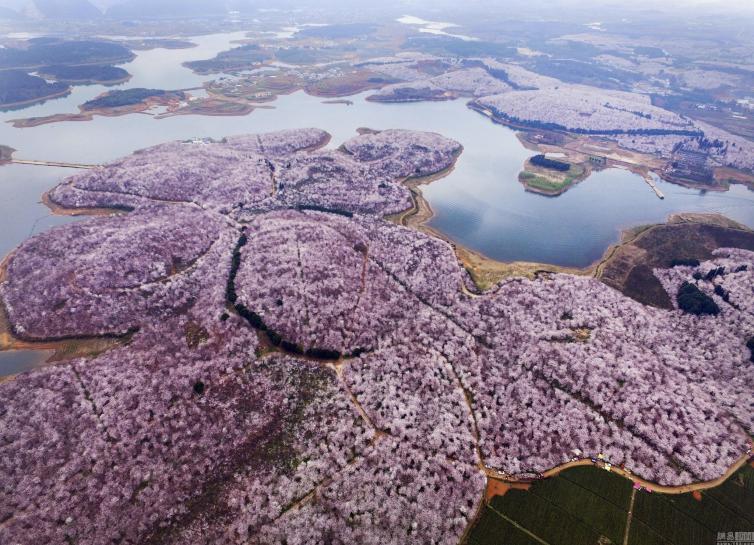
[471,100,754,195]
[9,92,275,128]
[366,95,455,104]
[9,92,186,128]
[0,191,129,379]
[0,87,72,110]
[662,167,754,193]
[388,149,752,292]
[0,275,122,382]
[50,75,132,86]
[9,112,94,128]
[41,190,125,217]
[467,101,703,140]
[33,67,133,87]
[0,131,336,377]
[155,102,256,119]
[10,132,750,298]
[715,165,754,191]
[406,185,588,287]
[387,151,597,288]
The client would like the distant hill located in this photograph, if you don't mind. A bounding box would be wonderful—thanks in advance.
[102,0,331,18]
[32,0,101,18]
[0,69,70,108]
[0,0,374,19]
[37,64,130,84]
[106,0,227,18]
[0,40,134,70]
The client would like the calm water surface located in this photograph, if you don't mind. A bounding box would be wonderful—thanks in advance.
[0,349,53,376]
[1,33,753,268]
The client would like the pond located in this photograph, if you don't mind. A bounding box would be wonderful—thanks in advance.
[0,349,54,377]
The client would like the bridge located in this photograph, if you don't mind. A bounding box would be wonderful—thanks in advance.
[10,159,99,169]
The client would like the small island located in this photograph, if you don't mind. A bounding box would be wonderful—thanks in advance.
[0,39,135,70]
[9,88,187,127]
[81,88,185,111]
[518,153,590,195]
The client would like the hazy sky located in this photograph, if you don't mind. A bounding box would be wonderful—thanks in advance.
[2,0,754,19]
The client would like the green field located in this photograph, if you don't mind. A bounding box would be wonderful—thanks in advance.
[520,171,569,192]
[465,464,754,545]
[630,465,754,545]
[519,164,585,193]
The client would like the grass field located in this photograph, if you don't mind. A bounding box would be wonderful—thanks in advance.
[520,171,569,192]
[465,463,754,545]
[519,163,585,194]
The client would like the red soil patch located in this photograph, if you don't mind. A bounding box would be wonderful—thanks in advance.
[485,479,531,502]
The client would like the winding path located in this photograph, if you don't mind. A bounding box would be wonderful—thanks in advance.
[483,447,752,497]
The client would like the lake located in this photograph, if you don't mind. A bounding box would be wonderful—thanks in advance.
[1,32,753,268]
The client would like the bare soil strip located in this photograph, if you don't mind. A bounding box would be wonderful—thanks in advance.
[484,446,752,497]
